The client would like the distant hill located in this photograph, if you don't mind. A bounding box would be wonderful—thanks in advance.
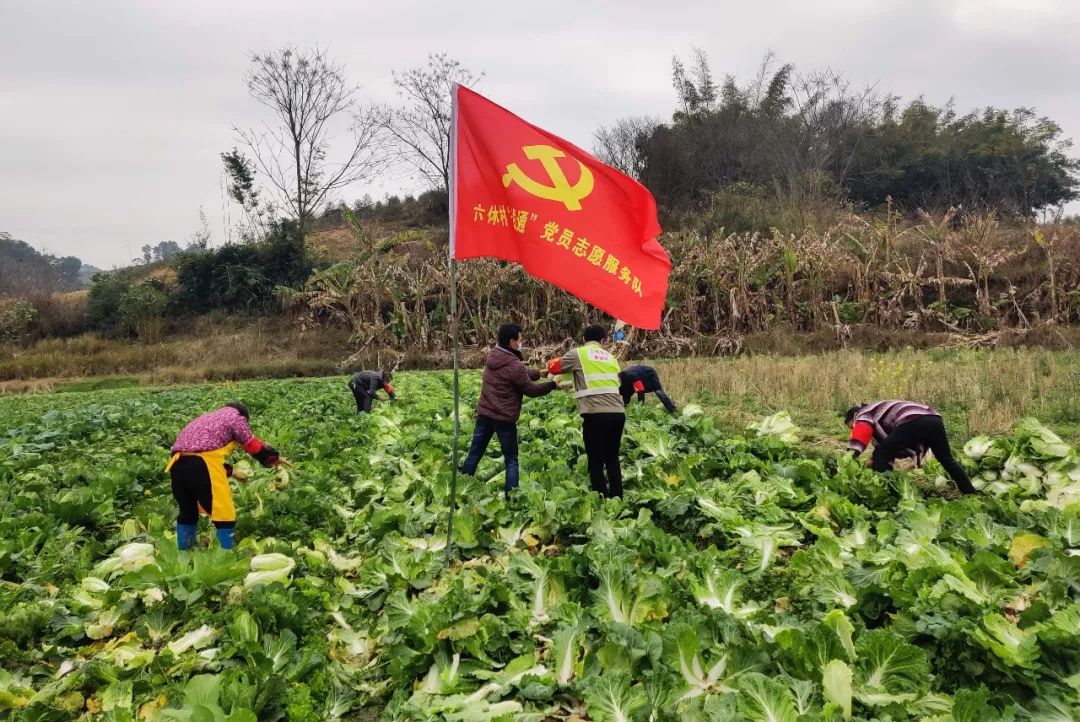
[79,264,101,286]
[0,232,89,297]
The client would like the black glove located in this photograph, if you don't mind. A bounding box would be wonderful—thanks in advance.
[253,444,281,467]
[224,463,234,477]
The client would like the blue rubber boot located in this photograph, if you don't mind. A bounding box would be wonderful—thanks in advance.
[176,523,197,550]
[215,526,235,550]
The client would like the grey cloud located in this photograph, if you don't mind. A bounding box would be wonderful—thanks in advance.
[1,0,1077,267]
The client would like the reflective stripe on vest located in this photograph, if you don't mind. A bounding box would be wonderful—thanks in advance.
[574,344,621,399]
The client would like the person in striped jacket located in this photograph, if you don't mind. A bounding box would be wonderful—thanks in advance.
[844,400,977,495]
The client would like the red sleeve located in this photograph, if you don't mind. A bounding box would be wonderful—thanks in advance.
[849,421,873,447]
[243,437,264,455]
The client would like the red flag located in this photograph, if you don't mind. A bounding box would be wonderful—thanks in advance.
[450,85,670,329]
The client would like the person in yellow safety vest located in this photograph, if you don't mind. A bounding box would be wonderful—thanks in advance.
[166,402,285,550]
[547,325,626,498]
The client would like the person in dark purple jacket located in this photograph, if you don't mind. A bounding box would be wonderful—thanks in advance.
[460,323,556,497]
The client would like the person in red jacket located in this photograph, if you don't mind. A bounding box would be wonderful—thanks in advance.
[460,324,556,497]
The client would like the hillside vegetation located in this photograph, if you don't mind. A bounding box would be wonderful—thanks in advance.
[3,50,1079,382]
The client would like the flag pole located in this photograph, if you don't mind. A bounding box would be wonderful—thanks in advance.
[445,258,460,567]
[445,84,461,568]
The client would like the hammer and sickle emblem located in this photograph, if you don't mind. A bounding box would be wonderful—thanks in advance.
[502,145,594,211]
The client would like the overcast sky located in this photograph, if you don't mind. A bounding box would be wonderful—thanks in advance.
[2,0,1078,268]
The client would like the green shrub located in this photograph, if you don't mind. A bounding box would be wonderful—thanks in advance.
[87,271,135,335]
[0,300,36,344]
[170,220,312,315]
[119,283,168,341]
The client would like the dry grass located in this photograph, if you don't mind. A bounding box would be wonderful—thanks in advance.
[0,316,470,394]
[654,349,1080,445]
[0,378,57,394]
[307,218,439,263]
[0,318,354,387]
[306,226,366,262]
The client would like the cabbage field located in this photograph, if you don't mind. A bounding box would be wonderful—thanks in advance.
[2,374,1080,721]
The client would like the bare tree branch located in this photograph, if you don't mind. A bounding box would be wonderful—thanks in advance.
[381,53,482,192]
[237,46,387,233]
[592,115,660,180]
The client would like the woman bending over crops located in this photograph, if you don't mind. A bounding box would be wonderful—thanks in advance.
[167,402,285,550]
[845,400,977,495]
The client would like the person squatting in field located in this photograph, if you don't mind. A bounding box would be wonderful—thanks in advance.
[166,402,284,550]
[348,370,396,413]
[845,399,978,495]
[618,364,676,414]
[460,323,556,498]
[549,325,626,498]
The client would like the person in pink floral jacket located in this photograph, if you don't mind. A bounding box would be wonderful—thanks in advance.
[166,402,283,550]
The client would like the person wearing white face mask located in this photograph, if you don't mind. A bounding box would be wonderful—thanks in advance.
[460,323,556,498]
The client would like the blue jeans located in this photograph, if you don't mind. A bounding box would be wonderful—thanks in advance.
[461,415,519,493]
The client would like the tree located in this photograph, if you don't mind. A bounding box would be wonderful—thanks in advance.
[634,49,1080,217]
[787,67,884,197]
[0,301,36,345]
[170,220,312,315]
[592,115,659,180]
[671,48,717,120]
[0,232,86,295]
[221,148,270,242]
[55,256,83,290]
[187,209,212,251]
[138,241,183,264]
[236,47,384,232]
[155,241,182,261]
[222,147,257,207]
[382,53,482,192]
